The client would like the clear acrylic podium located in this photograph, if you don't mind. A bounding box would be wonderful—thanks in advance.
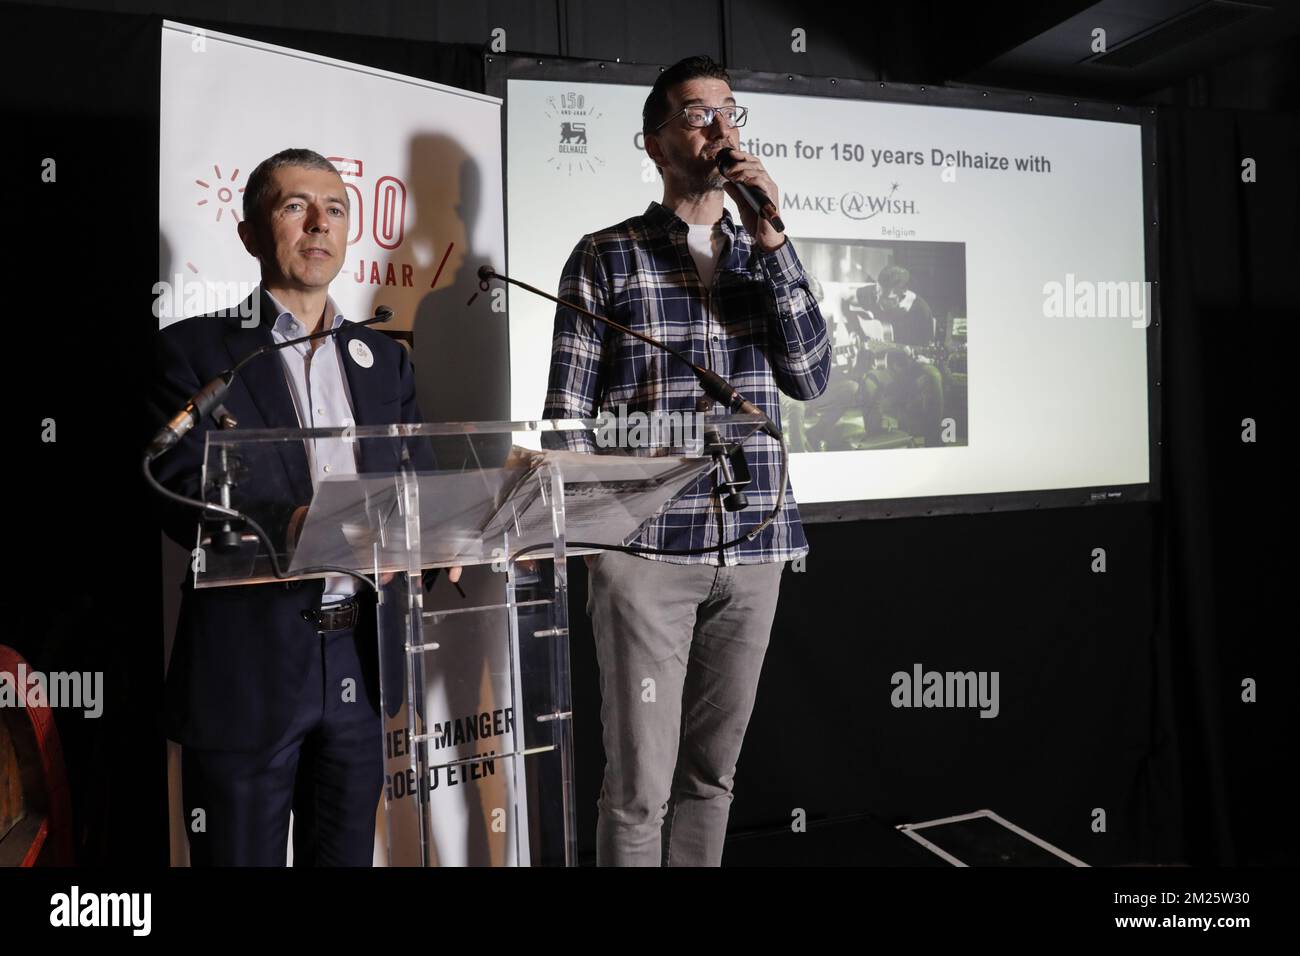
[187,416,764,866]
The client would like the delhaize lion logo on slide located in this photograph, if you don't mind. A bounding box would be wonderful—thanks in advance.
[545,91,606,175]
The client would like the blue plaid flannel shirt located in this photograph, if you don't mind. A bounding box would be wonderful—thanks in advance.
[541,201,831,566]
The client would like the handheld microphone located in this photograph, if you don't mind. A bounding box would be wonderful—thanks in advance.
[716,147,785,233]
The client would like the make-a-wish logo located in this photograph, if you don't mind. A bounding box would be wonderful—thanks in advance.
[782,182,919,220]
[544,91,606,175]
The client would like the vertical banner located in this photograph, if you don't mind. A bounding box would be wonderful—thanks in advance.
[158,22,513,866]
[159,20,503,339]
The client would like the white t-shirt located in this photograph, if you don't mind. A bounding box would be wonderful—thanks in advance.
[686,222,724,288]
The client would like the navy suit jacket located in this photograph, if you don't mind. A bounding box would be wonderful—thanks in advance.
[149,290,430,752]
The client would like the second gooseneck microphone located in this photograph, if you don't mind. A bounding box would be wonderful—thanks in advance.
[476,265,777,438]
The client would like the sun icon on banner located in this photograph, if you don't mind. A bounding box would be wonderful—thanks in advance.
[194,164,244,223]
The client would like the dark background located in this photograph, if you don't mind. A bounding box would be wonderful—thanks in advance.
[3,0,1296,867]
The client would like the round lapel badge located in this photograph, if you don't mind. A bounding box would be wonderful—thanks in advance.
[348,338,375,369]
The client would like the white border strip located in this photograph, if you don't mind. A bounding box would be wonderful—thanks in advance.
[897,808,1089,867]
[981,809,1090,867]
[897,828,968,867]
[901,809,991,830]
[162,19,501,106]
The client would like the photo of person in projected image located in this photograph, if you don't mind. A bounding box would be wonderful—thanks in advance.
[783,274,866,453]
[781,244,967,452]
[863,264,946,448]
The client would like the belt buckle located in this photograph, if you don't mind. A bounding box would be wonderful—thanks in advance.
[335,601,356,630]
[323,599,357,632]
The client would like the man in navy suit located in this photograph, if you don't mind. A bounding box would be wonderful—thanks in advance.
[150,148,452,866]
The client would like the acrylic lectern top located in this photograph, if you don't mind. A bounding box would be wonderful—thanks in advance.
[191,415,766,588]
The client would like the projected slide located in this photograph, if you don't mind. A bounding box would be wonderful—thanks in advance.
[504,73,1152,512]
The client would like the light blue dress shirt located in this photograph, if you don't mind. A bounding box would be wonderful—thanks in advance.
[265,288,359,605]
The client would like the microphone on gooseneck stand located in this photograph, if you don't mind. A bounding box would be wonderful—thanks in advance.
[476,265,774,513]
[697,396,752,512]
[715,147,785,233]
[145,305,395,461]
[141,305,401,591]
[475,265,793,555]
[475,265,779,441]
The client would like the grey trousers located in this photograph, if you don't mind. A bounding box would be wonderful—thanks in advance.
[586,550,785,866]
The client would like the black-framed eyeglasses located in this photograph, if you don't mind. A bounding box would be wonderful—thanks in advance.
[653,105,749,131]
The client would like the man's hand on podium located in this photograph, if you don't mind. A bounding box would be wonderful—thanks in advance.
[287,505,310,550]
[377,566,462,587]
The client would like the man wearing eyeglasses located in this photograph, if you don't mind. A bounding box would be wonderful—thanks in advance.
[543,55,830,866]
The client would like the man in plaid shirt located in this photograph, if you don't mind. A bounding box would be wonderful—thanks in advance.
[543,55,830,866]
